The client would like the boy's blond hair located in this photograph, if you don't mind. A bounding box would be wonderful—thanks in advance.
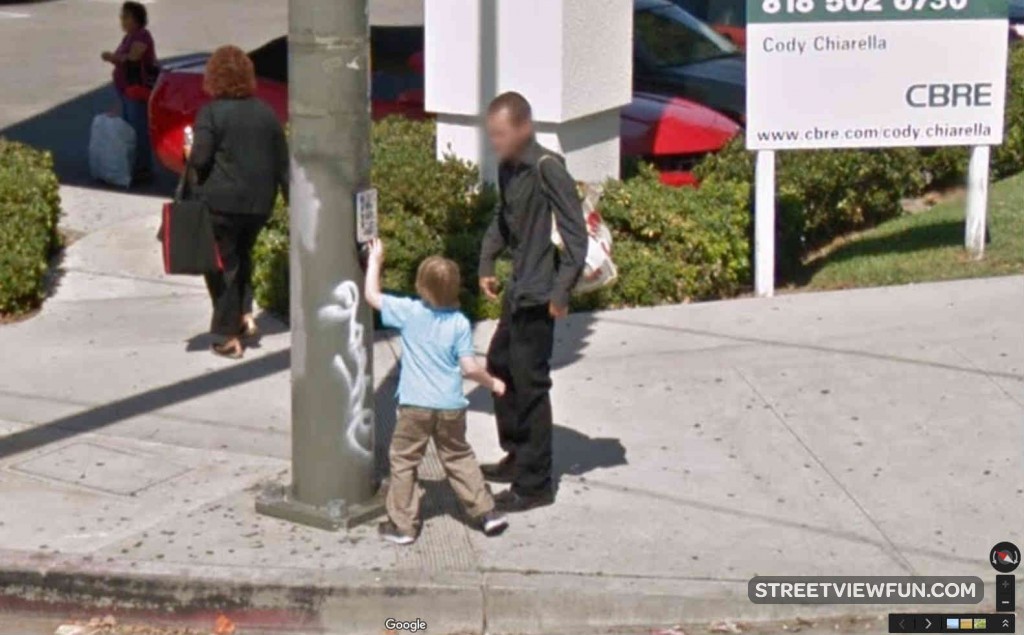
[416,256,461,309]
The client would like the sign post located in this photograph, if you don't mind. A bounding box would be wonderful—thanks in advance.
[745,0,1010,294]
[965,146,991,259]
[755,151,776,297]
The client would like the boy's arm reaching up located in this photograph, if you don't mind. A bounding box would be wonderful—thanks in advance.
[364,238,385,311]
[460,356,506,397]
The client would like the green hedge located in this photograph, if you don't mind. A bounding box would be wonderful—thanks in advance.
[0,139,62,315]
[254,122,752,318]
[253,118,498,320]
[578,164,750,309]
[994,42,1024,180]
[696,142,924,275]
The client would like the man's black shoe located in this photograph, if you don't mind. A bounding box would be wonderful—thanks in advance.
[494,489,555,513]
[480,454,515,483]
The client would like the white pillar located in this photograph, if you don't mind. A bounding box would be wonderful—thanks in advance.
[965,145,991,260]
[755,151,776,298]
[425,0,633,183]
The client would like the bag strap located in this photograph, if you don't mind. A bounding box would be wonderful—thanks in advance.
[538,154,589,234]
[175,153,196,203]
[536,154,556,197]
[173,168,189,202]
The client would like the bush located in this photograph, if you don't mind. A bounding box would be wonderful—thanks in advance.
[251,199,289,319]
[253,118,497,320]
[993,42,1024,180]
[0,139,62,315]
[583,164,750,308]
[696,141,923,274]
[255,122,752,319]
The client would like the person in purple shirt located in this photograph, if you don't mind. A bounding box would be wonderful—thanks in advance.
[101,1,157,184]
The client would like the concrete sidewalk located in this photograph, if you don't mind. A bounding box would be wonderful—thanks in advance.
[0,186,1020,635]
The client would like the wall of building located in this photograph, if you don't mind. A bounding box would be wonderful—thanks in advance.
[425,0,633,183]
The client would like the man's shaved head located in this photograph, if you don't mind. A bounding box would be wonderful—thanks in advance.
[488,91,533,125]
[486,92,535,161]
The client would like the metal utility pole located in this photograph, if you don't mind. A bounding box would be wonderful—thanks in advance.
[257,0,381,530]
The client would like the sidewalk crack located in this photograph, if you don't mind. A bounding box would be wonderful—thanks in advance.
[950,346,1024,409]
[734,368,916,575]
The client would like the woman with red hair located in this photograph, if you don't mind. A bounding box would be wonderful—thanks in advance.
[185,45,289,359]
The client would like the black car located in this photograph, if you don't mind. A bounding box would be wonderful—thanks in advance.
[1012,0,1024,41]
[670,0,747,48]
[633,0,746,122]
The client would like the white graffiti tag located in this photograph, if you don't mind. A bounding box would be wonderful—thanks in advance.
[317,281,374,459]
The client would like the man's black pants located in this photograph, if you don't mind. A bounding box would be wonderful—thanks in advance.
[486,303,555,496]
[204,212,266,337]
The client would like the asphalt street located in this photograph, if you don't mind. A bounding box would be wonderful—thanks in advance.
[0,0,421,191]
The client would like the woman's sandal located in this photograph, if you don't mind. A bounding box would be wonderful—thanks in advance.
[211,341,244,360]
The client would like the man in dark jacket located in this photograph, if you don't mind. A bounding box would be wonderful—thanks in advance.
[478,92,589,512]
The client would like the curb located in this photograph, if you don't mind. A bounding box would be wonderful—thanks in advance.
[0,550,926,635]
[0,550,483,634]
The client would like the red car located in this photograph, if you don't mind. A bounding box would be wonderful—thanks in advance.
[149,35,738,187]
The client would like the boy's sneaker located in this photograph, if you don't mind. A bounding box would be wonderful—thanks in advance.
[378,520,416,545]
[480,511,509,537]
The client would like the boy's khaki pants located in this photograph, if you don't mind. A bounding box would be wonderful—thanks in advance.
[386,407,495,537]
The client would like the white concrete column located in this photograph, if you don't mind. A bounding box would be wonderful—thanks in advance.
[425,0,633,183]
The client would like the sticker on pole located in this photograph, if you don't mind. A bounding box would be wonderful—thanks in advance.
[746,0,1010,150]
[355,188,378,243]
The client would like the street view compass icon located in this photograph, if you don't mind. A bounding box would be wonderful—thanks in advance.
[990,542,1021,573]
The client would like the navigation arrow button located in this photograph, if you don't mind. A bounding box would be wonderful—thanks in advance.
[889,614,913,633]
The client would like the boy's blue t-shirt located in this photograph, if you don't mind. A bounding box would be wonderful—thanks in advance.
[380,295,475,410]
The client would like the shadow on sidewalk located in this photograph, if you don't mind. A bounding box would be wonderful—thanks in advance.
[0,54,208,198]
[553,425,626,480]
[0,349,291,461]
[463,311,627,485]
[184,312,290,353]
[0,341,403,482]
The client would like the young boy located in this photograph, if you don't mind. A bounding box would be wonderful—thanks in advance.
[365,239,509,545]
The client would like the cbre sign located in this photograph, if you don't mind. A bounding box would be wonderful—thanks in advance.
[746,0,1011,150]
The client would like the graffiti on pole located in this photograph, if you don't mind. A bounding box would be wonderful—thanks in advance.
[318,281,374,459]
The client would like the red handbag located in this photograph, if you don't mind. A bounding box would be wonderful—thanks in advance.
[123,85,151,102]
[123,59,158,102]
